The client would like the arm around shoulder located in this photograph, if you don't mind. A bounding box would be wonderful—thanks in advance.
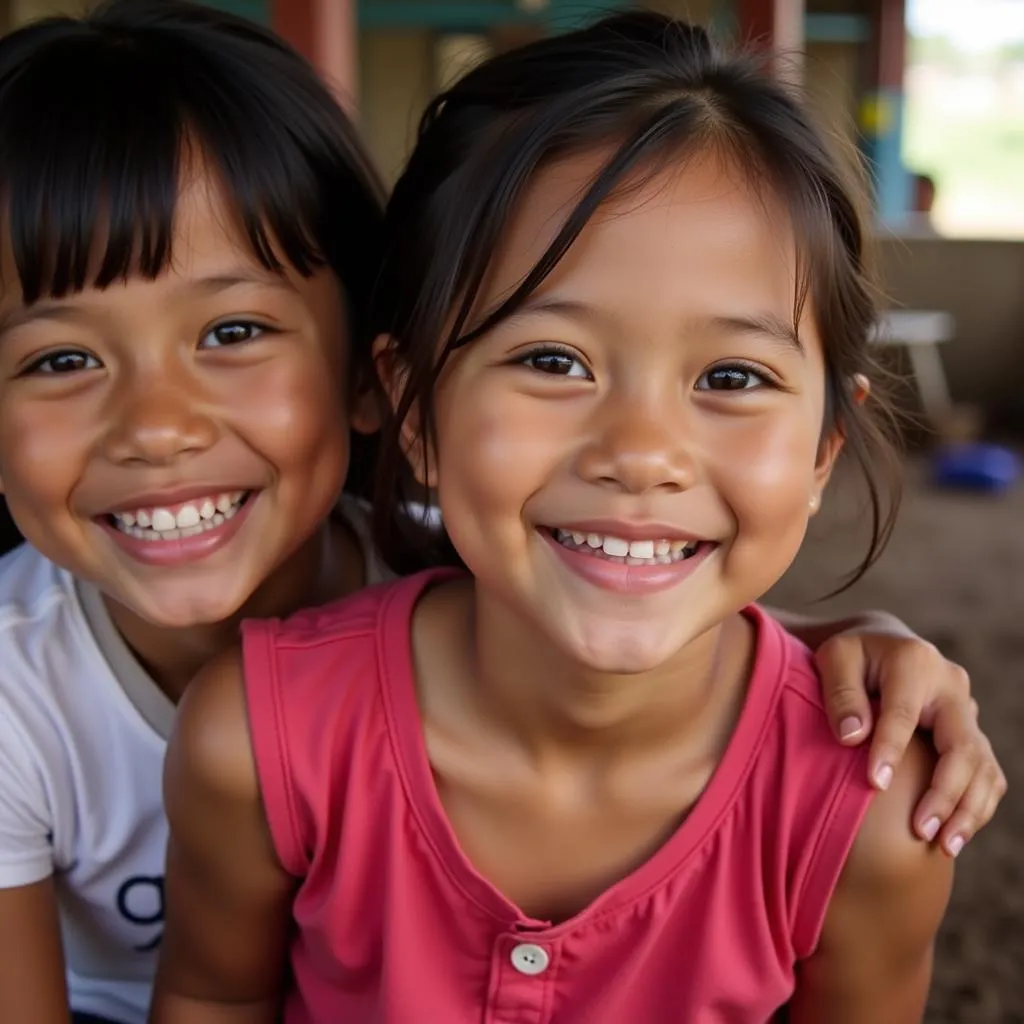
[150,645,295,1024]
[0,878,70,1023]
[0,696,70,1022]
[788,736,954,1024]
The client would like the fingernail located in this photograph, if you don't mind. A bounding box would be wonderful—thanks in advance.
[874,763,894,790]
[839,716,863,740]
[921,816,941,841]
[947,834,965,858]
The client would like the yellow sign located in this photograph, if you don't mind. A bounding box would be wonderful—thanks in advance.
[858,93,894,136]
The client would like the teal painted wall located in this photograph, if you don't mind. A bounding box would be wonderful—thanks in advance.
[357,0,624,30]
[201,0,269,23]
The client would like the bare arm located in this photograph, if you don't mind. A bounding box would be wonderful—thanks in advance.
[772,606,1004,854]
[0,878,70,1023]
[788,736,954,1023]
[768,606,881,654]
[150,646,295,1024]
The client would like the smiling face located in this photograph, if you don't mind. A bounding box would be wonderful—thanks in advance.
[403,149,843,675]
[0,165,354,628]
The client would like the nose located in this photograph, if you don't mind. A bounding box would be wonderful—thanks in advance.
[576,389,698,495]
[101,372,219,467]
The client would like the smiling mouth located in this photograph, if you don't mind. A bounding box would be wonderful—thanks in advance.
[104,491,253,542]
[549,528,706,566]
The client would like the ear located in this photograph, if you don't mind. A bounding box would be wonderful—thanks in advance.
[371,333,437,489]
[349,383,382,437]
[810,374,869,512]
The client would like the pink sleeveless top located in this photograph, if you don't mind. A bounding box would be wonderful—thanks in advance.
[242,569,874,1023]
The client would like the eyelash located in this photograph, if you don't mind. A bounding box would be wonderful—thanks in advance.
[17,319,275,377]
[20,350,101,376]
[515,344,592,379]
[696,361,779,392]
[198,319,273,349]
[515,346,779,392]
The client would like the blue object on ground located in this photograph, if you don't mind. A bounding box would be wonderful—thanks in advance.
[932,443,1021,493]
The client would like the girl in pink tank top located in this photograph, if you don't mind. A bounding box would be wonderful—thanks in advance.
[153,13,963,1023]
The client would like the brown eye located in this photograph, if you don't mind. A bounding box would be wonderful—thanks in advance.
[200,321,266,349]
[521,348,590,379]
[25,350,100,375]
[697,365,767,391]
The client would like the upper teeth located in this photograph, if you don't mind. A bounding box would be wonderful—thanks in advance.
[558,530,697,561]
[113,492,245,539]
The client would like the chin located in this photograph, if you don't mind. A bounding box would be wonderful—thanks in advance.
[125,585,254,630]
[566,627,687,676]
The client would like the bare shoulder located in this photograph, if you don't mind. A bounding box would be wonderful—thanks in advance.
[842,734,953,902]
[165,644,258,811]
[789,736,953,1021]
[817,735,951,976]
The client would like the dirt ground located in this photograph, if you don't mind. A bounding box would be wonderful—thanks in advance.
[767,452,1024,1023]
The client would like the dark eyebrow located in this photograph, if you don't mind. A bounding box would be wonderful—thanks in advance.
[501,295,596,325]
[191,268,299,296]
[0,302,84,340]
[492,296,804,355]
[0,267,299,341]
[710,313,804,354]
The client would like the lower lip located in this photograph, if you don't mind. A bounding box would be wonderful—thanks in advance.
[97,495,257,567]
[542,530,714,595]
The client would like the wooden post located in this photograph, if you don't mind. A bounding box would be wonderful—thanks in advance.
[733,0,805,83]
[859,0,910,222]
[271,0,359,117]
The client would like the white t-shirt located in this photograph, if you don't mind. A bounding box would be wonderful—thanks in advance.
[0,500,390,1023]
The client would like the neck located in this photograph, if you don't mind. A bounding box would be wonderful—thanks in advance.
[441,583,754,765]
[105,516,364,702]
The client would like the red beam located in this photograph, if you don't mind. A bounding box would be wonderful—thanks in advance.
[733,0,805,81]
[271,0,358,116]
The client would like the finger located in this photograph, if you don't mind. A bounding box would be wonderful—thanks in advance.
[936,762,1003,858]
[918,697,1001,843]
[911,739,982,841]
[867,667,928,789]
[813,636,874,745]
[981,769,1009,829]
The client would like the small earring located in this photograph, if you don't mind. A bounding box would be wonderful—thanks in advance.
[809,494,819,511]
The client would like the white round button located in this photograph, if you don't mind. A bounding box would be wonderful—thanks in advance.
[510,942,550,976]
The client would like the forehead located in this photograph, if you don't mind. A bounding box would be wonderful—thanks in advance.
[482,146,803,322]
[149,162,260,275]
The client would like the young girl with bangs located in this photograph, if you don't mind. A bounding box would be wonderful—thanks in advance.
[0,3,388,1021]
[155,12,984,1023]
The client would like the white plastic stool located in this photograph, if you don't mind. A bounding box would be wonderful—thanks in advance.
[870,309,955,426]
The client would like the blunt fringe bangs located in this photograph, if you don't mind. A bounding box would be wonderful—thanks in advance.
[371,10,903,591]
[0,0,385,348]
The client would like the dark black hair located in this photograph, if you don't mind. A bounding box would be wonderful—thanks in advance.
[0,0,385,509]
[371,10,902,588]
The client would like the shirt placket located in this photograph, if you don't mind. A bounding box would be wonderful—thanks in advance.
[483,929,559,1024]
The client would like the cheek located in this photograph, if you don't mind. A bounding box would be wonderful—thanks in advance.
[0,399,89,513]
[238,355,350,468]
[712,411,822,541]
[434,376,561,521]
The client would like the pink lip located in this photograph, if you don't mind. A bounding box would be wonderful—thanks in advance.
[97,493,257,567]
[542,530,714,595]
[554,519,704,543]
